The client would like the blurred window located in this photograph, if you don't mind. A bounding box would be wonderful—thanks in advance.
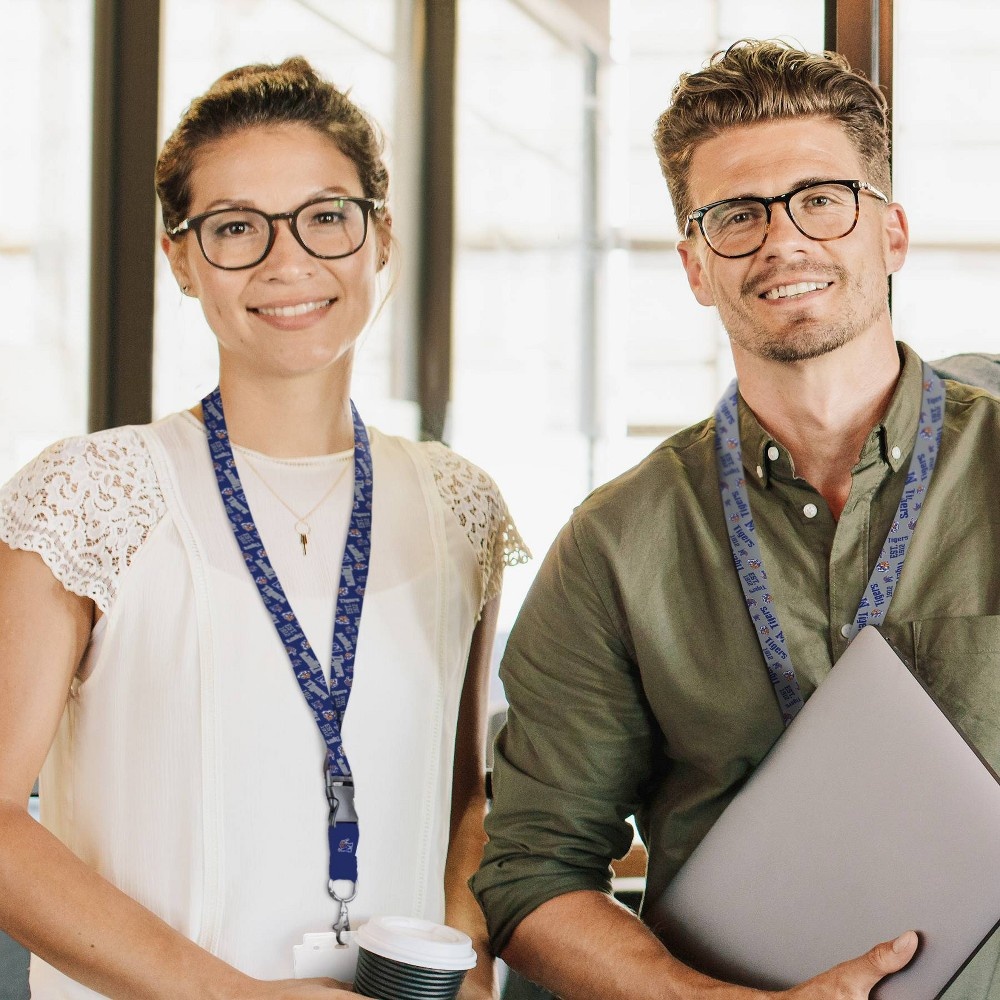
[0,0,93,482]
[891,2,1000,359]
[452,0,598,637]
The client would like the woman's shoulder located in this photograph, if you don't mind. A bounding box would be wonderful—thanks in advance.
[1,422,169,504]
[417,439,503,496]
[373,432,531,609]
[411,439,514,532]
[0,423,169,614]
[420,439,531,606]
[368,428,503,498]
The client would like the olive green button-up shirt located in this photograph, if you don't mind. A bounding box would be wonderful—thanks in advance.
[473,344,1000,997]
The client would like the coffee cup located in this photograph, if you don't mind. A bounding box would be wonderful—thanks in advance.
[353,915,477,999]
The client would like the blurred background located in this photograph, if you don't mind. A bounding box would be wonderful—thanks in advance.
[1,0,998,994]
[3,0,997,678]
[0,0,1000,680]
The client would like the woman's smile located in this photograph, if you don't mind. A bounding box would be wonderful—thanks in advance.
[165,122,384,380]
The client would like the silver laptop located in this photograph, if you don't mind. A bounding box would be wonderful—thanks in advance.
[649,626,1000,1000]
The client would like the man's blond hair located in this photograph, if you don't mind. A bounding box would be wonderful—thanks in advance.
[653,39,890,231]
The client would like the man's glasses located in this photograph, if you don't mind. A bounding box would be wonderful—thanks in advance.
[684,179,889,259]
[168,195,385,270]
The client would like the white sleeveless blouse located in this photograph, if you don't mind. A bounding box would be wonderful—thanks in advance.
[0,411,527,998]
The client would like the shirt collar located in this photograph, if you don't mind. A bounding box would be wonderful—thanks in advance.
[870,341,924,474]
[737,341,924,487]
[736,402,790,487]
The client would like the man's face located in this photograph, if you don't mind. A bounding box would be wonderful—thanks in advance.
[676,117,908,366]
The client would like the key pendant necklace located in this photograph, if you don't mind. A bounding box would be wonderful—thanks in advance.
[297,523,311,556]
[240,453,351,555]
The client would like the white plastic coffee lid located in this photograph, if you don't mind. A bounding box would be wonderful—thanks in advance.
[355,916,477,971]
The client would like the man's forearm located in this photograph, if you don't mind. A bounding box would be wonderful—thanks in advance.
[501,890,762,1000]
[502,889,920,1000]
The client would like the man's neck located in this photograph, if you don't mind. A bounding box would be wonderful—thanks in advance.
[734,334,902,519]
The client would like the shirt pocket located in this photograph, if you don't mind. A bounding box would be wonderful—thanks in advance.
[909,615,1000,768]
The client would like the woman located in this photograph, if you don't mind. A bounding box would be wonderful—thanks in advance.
[0,58,526,999]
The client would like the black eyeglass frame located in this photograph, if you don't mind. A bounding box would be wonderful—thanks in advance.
[684,179,889,259]
[167,195,386,271]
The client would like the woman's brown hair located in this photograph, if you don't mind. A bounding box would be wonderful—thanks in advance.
[156,56,389,239]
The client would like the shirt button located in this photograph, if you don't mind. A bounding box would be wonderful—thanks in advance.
[803,503,818,519]
[891,445,902,460]
[841,623,852,639]
[756,465,764,479]
[767,446,780,461]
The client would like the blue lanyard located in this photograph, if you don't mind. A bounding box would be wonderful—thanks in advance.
[714,365,944,726]
[202,388,373,926]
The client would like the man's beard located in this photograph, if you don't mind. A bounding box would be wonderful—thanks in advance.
[744,314,860,363]
[718,262,887,364]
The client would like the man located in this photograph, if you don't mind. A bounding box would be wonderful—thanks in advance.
[472,40,1000,1000]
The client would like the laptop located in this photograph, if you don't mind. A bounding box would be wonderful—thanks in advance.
[648,626,1000,1000]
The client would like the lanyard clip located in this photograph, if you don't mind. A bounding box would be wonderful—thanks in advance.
[325,771,357,825]
[332,894,353,945]
[325,764,359,923]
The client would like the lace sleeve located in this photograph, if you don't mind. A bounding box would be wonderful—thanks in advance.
[425,443,530,613]
[0,428,166,614]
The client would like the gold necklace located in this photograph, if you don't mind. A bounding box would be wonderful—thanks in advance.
[240,454,352,555]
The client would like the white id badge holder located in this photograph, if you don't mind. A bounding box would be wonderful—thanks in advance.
[292,930,359,981]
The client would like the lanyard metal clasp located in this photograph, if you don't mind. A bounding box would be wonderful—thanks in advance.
[325,772,358,825]
[331,891,356,945]
[325,766,358,942]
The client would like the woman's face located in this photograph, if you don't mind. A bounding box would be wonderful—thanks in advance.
[163,123,388,385]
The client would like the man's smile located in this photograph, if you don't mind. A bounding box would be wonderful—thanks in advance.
[761,281,831,301]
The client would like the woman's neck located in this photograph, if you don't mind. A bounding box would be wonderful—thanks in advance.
[194,371,356,458]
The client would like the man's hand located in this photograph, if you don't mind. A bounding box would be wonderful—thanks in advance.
[778,932,918,999]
